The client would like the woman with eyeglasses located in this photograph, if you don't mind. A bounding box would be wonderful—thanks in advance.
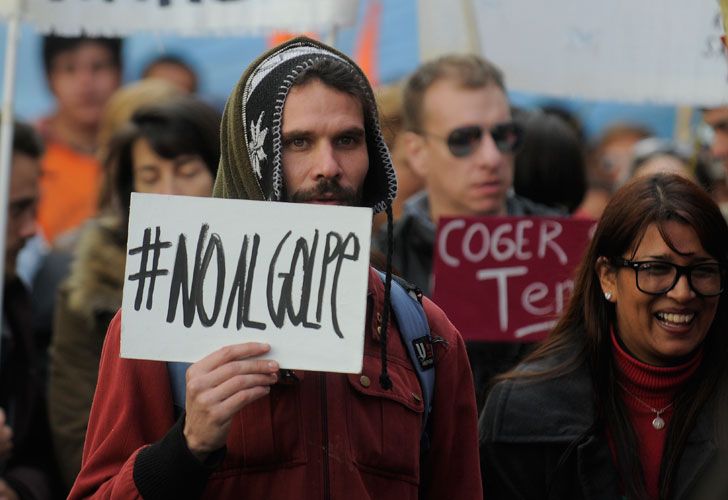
[479,174,728,499]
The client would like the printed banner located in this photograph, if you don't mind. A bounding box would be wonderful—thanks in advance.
[471,0,728,106]
[0,0,359,36]
[432,216,594,342]
[121,193,372,373]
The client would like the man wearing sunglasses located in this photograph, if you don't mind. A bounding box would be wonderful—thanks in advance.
[375,54,563,409]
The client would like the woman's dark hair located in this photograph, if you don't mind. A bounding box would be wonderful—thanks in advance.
[499,174,728,499]
[514,111,587,213]
[108,95,221,220]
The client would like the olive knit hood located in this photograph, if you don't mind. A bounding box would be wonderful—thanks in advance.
[212,36,397,211]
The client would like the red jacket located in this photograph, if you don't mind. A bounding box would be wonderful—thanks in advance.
[70,267,482,499]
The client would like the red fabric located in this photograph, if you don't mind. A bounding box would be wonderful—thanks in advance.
[69,267,482,499]
[609,331,702,499]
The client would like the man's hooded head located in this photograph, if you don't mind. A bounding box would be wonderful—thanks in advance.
[213,36,397,212]
[214,37,400,389]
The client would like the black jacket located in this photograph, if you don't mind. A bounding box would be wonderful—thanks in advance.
[1,277,57,499]
[479,356,718,500]
[375,191,566,409]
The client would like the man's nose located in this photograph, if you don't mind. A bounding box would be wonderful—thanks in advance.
[475,132,503,169]
[312,144,342,179]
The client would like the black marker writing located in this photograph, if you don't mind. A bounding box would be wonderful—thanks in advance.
[166,224,225,327]
[223,234,266,330]
[267,230,322,331]
[317,232,360,338]
[127,226,172,311]
[140,223,364,338]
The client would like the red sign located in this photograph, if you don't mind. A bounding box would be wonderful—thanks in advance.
[432,216,595,342]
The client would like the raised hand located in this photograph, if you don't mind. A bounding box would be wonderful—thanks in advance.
[182,343,278,461]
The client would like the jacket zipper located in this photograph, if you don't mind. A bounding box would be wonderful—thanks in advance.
[320,372,330,500]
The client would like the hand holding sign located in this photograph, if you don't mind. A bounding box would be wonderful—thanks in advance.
[183,343,279,461]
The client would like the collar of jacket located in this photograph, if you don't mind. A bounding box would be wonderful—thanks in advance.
[484,351,718,500]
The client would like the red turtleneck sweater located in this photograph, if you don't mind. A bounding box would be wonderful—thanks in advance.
[609,331,702,499]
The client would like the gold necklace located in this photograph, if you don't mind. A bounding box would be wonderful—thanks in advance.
[617,383,673,430]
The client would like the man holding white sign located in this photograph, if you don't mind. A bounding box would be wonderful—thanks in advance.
[71,38,481,499]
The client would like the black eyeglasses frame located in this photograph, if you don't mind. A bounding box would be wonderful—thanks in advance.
[612,258,726,297]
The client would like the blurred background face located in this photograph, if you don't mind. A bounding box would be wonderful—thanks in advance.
[703,107,728,175]
[6,153,40,278]
[144,62,197,94]
[593,133,644,192]
[632,155,696,183]
[131,137,214,196]
[48,41,121,128]
[413,79,513,218]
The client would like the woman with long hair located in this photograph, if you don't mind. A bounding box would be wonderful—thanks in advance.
[48,95,220,490]
[480,174,728,499]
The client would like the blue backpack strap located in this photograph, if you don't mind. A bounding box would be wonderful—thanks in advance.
[376,271,435,448]
[168,361,191,418]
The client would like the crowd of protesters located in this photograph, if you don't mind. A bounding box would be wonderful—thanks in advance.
[1,33,728,500]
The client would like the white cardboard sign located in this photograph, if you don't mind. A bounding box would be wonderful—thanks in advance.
[121,193,372,374]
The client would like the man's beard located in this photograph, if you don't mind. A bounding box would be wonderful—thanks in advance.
[288,178,362,206]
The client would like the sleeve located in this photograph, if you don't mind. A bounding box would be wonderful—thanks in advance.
[3,389,55,500]
[68,311,219,499]
[478,380,566,499]
[48,287,107,489]
[419,299,483,500]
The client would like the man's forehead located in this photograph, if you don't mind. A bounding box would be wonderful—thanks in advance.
[422,79,509,124]
[282,80,365,128]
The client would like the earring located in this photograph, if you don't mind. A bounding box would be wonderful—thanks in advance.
[604,292,612,301]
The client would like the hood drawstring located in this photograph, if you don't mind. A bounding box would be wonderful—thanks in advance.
[379,204,394,390]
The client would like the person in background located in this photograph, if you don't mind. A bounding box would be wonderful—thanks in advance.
[35,35,122,246]
[379,54,563,409]
[513,110,587,214]
[699,107,728,221]
[629,138,698,183]
[69,37,481,499]
[142,54,199,94]
[481,174,728,499]
[575,123,652,220]
[48,96,220,490]
[702,106,728,176]
[373,83,424,231]
[0,120,57,500]
[29,79,182,403]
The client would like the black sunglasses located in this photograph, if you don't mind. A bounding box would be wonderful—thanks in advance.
[422,122,523,158]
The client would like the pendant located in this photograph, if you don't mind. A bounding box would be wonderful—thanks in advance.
[652,415,665,430]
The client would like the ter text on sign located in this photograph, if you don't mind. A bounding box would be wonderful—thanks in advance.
[432,216,594,342]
